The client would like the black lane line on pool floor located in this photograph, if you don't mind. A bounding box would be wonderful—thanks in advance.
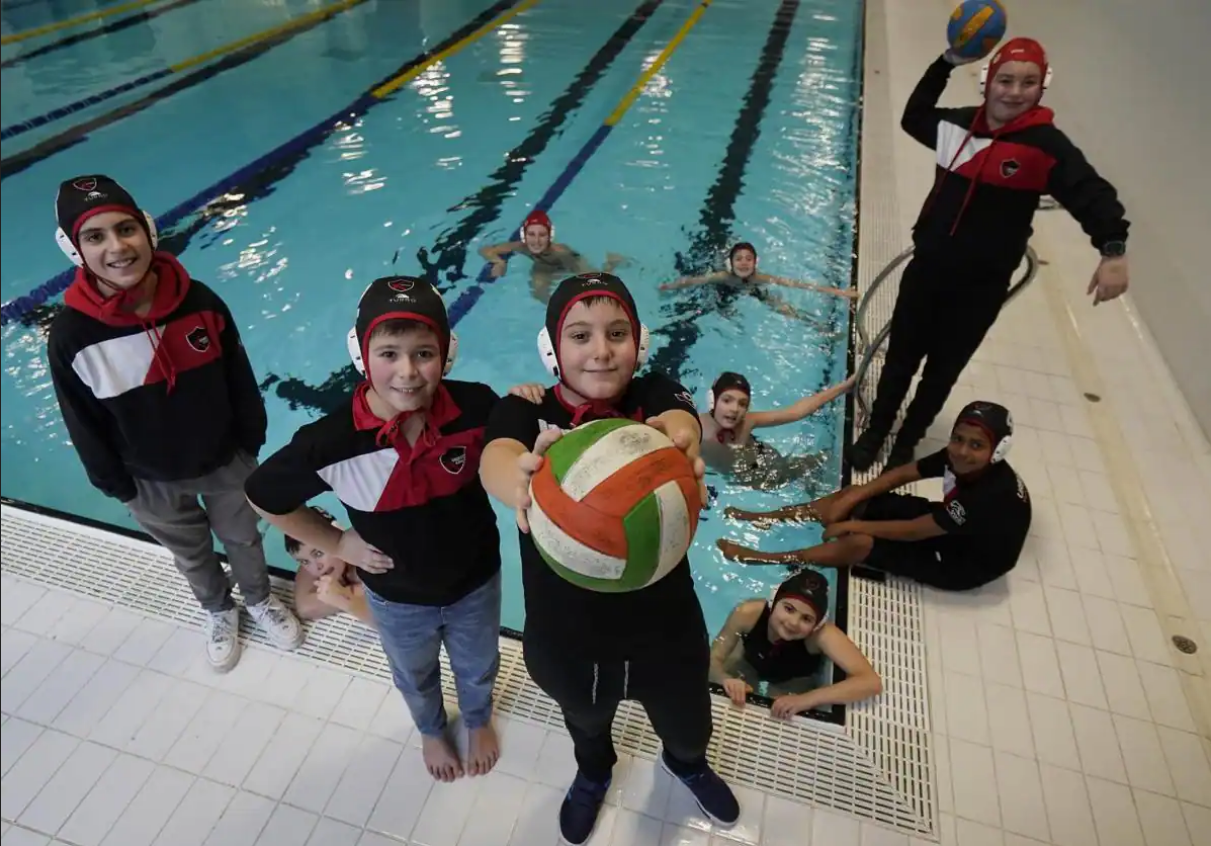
[417,0,666,287]
[0,0,372,180]
[1,0,524,331]
[644,0,803,388]
[0,0,204,70]
[260,0,671,416]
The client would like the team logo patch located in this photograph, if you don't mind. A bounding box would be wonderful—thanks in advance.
[387,279,415,293]
[673,390,695,407]
[947,500,967,525]
[186,327,212,353]
[73,178,97,192]
[439,446,467,475]
[1000,159,1021,179]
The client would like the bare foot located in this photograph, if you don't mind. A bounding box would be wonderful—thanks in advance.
[467,724,500,776]
[723,506,777,529]
[422,733,464,782]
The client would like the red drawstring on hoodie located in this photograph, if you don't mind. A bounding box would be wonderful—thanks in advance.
[63,252,193,393]
[552,384,628,427]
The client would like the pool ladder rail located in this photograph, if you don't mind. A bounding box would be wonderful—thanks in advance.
[851,245,1041,419]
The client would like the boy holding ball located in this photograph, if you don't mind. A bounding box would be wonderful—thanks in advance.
[480,273,739,845]
[850,36,1131,471]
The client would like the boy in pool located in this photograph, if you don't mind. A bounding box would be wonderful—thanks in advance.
[710,569,881,718]
[246,277,505,783]
[46,174,303,673]
[700,371,855,491]
[478,210,627,302]
[480,273,740,845]
[284,506,373,627]
[660,241,857,300]
[718,402,1031,592]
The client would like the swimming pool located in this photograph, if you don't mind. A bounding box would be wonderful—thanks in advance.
[1,0,861,697]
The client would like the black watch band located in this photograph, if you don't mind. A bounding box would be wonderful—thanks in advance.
[1100,240,1127,258]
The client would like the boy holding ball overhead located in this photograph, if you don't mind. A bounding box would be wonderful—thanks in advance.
[849,33,1131,472]
[480,273,740,845]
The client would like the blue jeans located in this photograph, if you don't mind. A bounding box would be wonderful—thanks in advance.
[364,572,502,736]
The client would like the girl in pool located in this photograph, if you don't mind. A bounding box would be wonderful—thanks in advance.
[710,568,881,718]
[700,371,855,491]
[478,210,628,303]
[660,242,857,300]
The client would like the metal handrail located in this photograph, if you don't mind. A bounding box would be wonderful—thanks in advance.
[852,246,1040,416]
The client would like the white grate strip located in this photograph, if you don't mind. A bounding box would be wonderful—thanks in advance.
[2,503,934,835]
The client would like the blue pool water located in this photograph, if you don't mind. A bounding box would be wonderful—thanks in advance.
[1,0,862,688]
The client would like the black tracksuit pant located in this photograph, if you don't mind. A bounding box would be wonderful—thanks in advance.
[523,631,713,785]
[866,254,1013,448]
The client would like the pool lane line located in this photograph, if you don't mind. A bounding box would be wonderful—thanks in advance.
[446,0,715,328]
[0,0,532,328]
[0,0,382,180]
[0,0,203,71]
[1,0,163,45]
[418,0,667,287]
[0,0,366,142]
[644,0,802,385]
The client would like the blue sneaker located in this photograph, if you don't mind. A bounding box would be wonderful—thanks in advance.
[559,770,611,845]
[660,752,740,827]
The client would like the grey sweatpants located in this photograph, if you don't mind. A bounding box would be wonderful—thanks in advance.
[126,451,270,613]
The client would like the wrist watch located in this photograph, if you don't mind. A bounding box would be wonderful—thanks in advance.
[1100,240,1127,258]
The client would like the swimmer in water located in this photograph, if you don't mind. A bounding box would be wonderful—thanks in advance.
[700,371,855,491]
[710,568,881,718]
[660,242,858,301]
[478,210,628,303]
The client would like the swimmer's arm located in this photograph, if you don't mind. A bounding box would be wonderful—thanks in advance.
[747,376,856,429]
[478,241,523,262]
[659,272,728,291]
[480,439,529,509]
[761,274,858,300]
[709,601,763,684]
[293,568,339,622]
[792,624,882,709]
[837,515,946,542]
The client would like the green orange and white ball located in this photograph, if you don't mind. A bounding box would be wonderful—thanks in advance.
[528,419,702,592]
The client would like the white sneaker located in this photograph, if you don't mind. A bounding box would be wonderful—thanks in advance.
[247,594,304,651]
[205,608,241,673]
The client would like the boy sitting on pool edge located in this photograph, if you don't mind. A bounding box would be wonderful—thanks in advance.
[284,506,374,627]
[718,402,1032,592]
[711,568,881,719]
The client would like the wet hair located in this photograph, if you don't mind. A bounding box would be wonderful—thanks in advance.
[283,506,337,556]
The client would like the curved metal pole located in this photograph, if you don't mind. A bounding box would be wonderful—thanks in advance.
[853,247,1039,417]
[854,246,915,349]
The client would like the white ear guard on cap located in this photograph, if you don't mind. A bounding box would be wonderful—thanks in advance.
[56,210,159,268]
[519,221,555,241]
[725,251,757,275]
[707,388,716,412]
[347,327,459,377]
[991,410,1014,463]
[979,63,1053,97]
[537,323,650,378]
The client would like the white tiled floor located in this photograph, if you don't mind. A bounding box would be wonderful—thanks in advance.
[868,2,1211,846]
[5,2,1211,846]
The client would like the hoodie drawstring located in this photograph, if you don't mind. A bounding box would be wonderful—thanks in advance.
[622,660,630,699]
[589,661,631,705]
[142,321,177,392]
[591,663,599,705]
